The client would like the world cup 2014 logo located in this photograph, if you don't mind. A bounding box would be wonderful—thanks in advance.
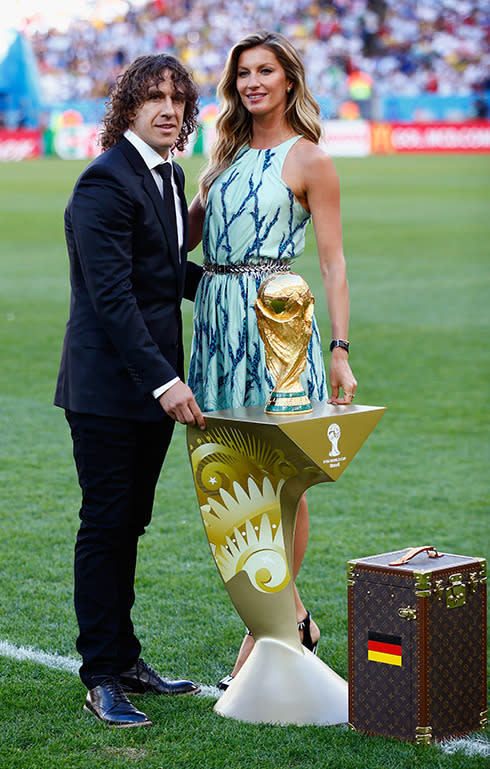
[327,423,341,457]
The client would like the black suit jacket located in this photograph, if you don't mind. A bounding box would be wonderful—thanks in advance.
[54,136,202,421]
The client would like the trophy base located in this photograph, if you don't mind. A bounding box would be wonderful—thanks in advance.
[214,638,348,726]
[265,390,312,414]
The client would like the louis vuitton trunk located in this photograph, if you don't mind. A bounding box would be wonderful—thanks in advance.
[347,546,487,743]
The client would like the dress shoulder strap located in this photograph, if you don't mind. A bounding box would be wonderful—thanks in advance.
[272,135,303,165]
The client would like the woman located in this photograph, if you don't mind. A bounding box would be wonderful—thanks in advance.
[187,31,357,689]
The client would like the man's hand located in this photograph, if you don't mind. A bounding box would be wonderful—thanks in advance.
[159,381,206,429]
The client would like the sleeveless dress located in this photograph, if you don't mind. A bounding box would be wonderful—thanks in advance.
[188,136,327,411]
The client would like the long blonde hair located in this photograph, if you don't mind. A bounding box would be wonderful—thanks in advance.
[199,31,321,203]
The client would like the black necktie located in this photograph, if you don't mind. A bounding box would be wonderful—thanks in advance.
[156,162,178,251]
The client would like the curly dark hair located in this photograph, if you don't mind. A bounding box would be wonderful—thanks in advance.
[100,54,199,152]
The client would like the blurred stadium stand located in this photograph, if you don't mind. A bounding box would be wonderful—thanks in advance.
[1,0,489,130]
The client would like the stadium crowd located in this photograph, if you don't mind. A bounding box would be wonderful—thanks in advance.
[30,0,489,112]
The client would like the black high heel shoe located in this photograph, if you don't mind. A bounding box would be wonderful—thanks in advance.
[218,619,319,689]
[217,674,234,691]
[216,629,253,691]
[298,610,319,654]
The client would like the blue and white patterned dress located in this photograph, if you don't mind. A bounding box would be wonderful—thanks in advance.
[188,136,327,411]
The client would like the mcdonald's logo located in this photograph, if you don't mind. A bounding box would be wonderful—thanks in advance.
[371,123,395,154]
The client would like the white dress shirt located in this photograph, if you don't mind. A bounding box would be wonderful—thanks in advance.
[124,128,184,251]
[124,129,183,399]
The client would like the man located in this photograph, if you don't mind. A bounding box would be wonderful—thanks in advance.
[54,54,206,728]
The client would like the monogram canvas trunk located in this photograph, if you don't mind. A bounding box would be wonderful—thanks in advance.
[347,547,487,743]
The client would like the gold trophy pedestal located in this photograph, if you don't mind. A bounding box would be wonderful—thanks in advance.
[187,401,385,726]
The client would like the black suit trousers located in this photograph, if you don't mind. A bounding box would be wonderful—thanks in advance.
[65,410,174,688]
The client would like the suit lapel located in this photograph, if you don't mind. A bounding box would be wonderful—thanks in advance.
[173,164,189,260]
[118,137,183,279]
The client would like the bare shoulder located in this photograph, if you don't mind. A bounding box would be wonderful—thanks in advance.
[285,139,339,196]
[294,138,339,181]
[284,138,339,211]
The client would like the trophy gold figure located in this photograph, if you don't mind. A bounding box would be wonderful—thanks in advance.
[255,273,314,413]
[186,273,385,726]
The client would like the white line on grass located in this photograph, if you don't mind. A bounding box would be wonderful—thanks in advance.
[1,638,488,755]
[439,735,490,758]
[0,639,80,674]
[0,639,219,698]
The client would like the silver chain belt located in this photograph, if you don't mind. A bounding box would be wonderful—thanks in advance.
[203,258,291,276]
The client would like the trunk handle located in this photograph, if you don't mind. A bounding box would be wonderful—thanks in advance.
[389,546,444,566]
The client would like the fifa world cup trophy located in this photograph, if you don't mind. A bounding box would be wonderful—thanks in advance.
[255,273,314,413]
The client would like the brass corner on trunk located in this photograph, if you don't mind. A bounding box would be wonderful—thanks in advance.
[413,570,431,597]
[415,725,433,744]
[347,562,357,586]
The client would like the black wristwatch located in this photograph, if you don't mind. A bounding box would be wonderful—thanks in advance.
[329,339,349,353]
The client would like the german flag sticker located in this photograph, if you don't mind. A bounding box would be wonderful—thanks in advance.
[368,631,402,666]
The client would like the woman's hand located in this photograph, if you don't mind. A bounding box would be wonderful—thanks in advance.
[327,348,357,404]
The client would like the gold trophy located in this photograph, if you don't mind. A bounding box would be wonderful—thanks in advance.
[255,273,313,413]
[186,272,385,726]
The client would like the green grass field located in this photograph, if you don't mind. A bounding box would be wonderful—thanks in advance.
[0,153,488,769]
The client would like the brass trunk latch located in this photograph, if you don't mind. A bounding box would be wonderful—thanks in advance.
[446,573,466,609]
[398,606,417,621]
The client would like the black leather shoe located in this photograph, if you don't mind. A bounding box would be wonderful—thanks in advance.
[120,658,200,696]
[84,678,152,727]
